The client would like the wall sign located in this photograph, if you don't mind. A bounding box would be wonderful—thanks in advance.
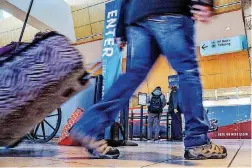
[138,92,147,106]
[168,75,179,88]
[102,0,123,139]
[102,0,123,98]
[200,35,248,56]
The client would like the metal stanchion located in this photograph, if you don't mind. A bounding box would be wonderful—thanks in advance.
[138,92,147,141]
[167,113,169,141]
[140,105,144,141]
[123,105,129,140]
[145,116,148,139]
[130,110,134,140]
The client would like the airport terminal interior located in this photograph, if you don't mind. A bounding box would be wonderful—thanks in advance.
[0,0,251,167]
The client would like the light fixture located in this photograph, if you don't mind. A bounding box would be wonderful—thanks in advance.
[225,27,231,31]
[1,10,12,19]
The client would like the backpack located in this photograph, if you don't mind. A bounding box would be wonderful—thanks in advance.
[149,93,163,114]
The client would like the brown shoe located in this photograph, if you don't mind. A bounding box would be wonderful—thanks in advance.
[71,134,120,159]
[184,142,227,160]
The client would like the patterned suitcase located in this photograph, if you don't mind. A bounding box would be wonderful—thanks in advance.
[0,32,89,147]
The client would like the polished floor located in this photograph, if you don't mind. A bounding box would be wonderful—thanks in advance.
[0,139,251,167]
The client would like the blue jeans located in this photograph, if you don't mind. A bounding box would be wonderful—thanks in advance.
[70,15,210,148]
[148,113,161,140]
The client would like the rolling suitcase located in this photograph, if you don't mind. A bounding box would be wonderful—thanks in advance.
[0,31,89,147]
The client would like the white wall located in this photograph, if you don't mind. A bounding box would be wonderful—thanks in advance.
[75,10,247,63]
[203,97,251,107]
[75,40,103,64]
[4,0,76,42]
[75,40,127,64]
[196,10,246,45]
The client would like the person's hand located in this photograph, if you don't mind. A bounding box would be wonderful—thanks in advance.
[174,109,178,113]
[191,5,213,23]
[115,37,126,51]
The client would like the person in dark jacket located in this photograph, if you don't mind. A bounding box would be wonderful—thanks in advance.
[70,0,227,160]
[168,86,183,141]
[147,86,166,141]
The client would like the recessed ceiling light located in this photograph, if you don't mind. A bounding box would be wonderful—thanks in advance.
[0,10,12,19]
[226,27,231,31]
[64,0,86,6]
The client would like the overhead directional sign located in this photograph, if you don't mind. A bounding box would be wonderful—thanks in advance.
[168,75,179,88]
[200,36,247,56]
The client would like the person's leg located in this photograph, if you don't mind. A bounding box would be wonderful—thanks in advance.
[181,113,185,137]
[148,15,227,159]
[153,114,161,140]
[177,112,183,139]
[172,112,182,140]
[70,23,160,157]
[151,15,209,147]
[147,114,154,140]
[171,112,176,140]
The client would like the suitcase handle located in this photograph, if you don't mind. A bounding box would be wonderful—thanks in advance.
[15,0,35,51]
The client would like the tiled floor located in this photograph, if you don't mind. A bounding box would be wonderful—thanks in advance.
[0,139,251,167]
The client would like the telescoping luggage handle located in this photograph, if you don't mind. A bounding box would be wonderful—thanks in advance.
[15,0,35,51]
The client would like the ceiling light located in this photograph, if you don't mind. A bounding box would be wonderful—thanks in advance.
[225,27,231,31]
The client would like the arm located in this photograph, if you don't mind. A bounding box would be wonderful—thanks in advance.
[190,0,214,23]
[161,94,167,108]
[115,0,127,49]
[147,94,152,107]
[172,92,178,111]
[167,92,172,105]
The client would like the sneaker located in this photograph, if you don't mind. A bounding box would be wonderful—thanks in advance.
[154,139,160,143]
[184,142,227,160]
[70,134,120,159]
[89,146,120,159]
[147,139,153,143]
